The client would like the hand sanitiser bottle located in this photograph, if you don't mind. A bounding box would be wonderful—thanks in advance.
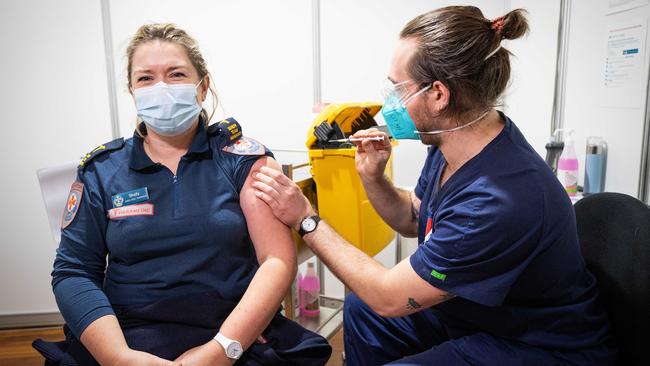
[556,129,579,197]
[299,262,320,317]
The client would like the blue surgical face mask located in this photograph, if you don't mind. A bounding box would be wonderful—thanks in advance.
[133,80,203,136]
[380,82,430,140]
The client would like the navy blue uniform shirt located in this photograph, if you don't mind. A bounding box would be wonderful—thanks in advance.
[410,112,611,350]
[52,119,273,338]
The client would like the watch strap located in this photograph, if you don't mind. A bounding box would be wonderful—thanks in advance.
[298,215,321,237]
[214,332,242,360]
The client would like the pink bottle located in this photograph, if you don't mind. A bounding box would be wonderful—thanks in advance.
[299,262,320,317]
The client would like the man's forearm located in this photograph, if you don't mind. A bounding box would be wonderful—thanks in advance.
[304,220,394,314]
[361,174,418,237]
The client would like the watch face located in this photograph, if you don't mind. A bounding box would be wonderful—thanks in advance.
[302,217,317,232]
[227,342,243,358]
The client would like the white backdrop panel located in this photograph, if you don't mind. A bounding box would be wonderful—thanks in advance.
[109,0,314,151]
[506,0,561,158]
[0,0,112,315]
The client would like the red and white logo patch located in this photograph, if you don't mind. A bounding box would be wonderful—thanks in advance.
[61,182,84,229]
[424,217,433,242]
[222,136,265,156]
[107,203,154,220]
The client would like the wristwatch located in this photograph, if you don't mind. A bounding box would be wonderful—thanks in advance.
[214,332,243,360]
[298,215,321,237]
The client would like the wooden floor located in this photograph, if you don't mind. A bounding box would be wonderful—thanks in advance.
[0,327,344,366]
[0,327,65,366]
[327,328,345,366]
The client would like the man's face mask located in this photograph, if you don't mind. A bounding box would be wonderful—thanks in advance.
[380,79,490,139]
[380,80,430,140]
[133,79,203,136]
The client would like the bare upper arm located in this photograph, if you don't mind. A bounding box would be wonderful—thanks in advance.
[240,156,296,265]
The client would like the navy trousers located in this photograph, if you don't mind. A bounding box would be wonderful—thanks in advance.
[343,293,615,366]
[33,291,331,365]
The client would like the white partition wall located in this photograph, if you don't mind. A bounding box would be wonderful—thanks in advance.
[506,1,562,158]
[0,0,112,319]
[108,0,315,150]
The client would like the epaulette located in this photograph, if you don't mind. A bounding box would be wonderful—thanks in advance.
[208,117,243,143]
[208,118,267,156]
[78,137,125,169]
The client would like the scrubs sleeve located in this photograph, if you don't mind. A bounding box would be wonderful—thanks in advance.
[409,180,542,307]
[52,167,114,338]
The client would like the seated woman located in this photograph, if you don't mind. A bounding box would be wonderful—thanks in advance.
[35,23,331,366]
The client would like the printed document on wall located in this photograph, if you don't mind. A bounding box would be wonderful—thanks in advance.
[607,0,649,15]
[602,19,648,109]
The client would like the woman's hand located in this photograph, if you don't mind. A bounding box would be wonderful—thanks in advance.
[112,349,182,366]
[351,128,392,182]
[175,341,230,366]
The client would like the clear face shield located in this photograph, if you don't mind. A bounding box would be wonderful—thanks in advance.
[380,80,431,140]
[380,80,430,105]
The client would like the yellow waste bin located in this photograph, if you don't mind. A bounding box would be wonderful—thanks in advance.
[306,103,396,257]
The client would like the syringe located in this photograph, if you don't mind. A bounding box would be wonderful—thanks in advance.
[329,136,386,143]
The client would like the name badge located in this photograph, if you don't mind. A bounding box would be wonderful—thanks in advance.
[108,203,154,219]
[112,187,149,208]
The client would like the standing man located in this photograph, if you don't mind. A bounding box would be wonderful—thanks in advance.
[253,6,615,365]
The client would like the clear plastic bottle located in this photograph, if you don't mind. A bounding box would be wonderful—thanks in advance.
[556,129,579,197]
[299,262,320,317]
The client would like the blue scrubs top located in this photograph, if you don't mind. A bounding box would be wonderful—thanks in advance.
[52,119,272,338]
[410,113,611,350]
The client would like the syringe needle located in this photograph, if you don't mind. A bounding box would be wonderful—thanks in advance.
[329,136,385,143]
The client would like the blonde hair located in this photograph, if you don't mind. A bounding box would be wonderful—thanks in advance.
[126,23,218,129]
[401,7,529,119]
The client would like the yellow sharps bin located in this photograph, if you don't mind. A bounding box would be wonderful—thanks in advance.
[306,102,396,257]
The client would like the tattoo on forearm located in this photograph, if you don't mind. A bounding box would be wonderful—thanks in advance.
[406,297,422,310]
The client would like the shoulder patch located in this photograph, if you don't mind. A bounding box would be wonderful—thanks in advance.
[61,181,84,229]
[79,138,125,168]
[222,136,266,156]
[208,118,243,143]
